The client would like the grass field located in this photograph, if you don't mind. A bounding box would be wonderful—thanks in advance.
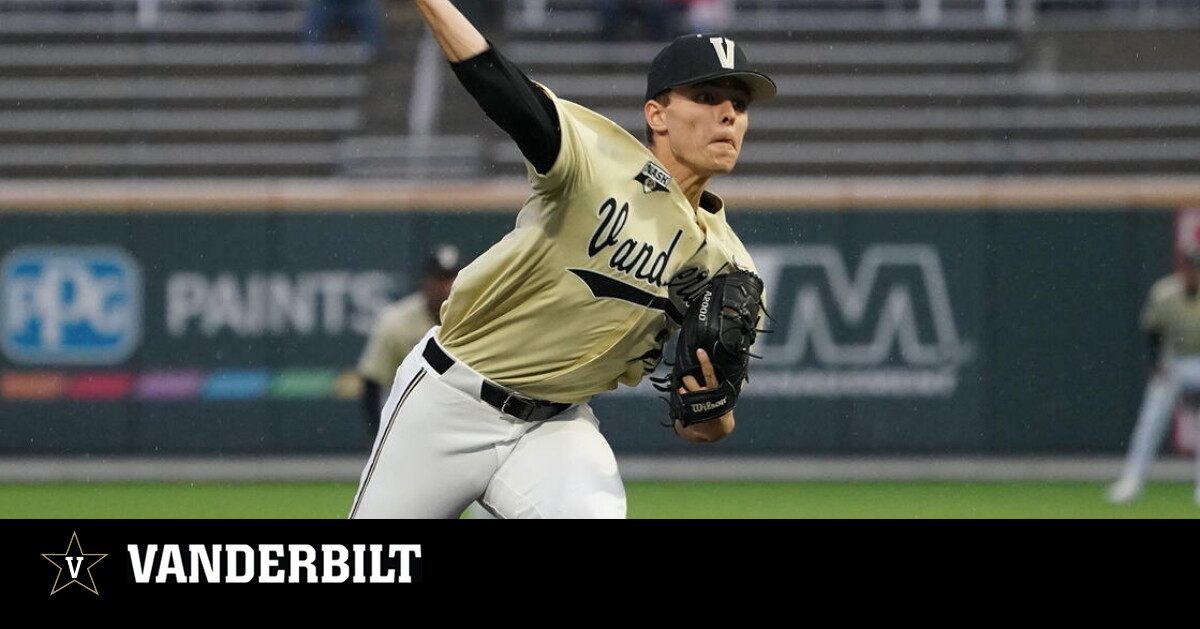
[2,480,1197,518]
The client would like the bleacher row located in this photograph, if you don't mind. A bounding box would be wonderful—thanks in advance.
[1,0,1199,178]
[0,0,365,177]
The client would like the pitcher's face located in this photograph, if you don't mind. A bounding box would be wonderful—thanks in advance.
[657,80,751,177]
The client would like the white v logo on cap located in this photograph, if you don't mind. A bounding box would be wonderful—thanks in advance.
[709,37,736,70]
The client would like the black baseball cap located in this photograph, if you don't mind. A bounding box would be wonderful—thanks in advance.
[422,244,461,277]
[645,34,777,103]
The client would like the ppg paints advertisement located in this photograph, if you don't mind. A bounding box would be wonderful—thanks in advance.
[0,209,1175,454]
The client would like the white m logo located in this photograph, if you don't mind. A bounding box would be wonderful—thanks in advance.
[750,244,971,368]
[616,243,974,399]
[709,37,736,70]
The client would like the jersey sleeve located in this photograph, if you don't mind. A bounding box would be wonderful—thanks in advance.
[450,46,561,175]
[525,91,595,197]
[1140,278,1170,332]
[357,313,397,385]
[362,294,441,384]
[448,46,597,199]
[1141,300,1163,332]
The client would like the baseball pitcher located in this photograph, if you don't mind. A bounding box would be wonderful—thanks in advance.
[350,0,774,518]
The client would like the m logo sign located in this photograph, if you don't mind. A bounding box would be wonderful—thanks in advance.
[1,246,142,365]
[747,244,975,397]
[709,37,736,70]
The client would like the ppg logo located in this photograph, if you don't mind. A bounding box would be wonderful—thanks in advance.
[1,247,142,365]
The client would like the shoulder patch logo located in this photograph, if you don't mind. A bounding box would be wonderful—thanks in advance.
[636,161,672,194]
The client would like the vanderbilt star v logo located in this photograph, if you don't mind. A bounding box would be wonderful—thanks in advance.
[42,532,107,595]
[636,161,671,194]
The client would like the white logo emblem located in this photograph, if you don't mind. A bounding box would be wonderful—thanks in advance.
[691,398,728,413]
[747,244,975,397]
[612,243,977,400]
[66,556,84,579]
[709,37,736,70]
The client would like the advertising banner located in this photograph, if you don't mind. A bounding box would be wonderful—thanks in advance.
[0,208,1174,455]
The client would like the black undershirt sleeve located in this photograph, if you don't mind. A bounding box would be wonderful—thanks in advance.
[1147,331,1163,371]
[450,46,561,175]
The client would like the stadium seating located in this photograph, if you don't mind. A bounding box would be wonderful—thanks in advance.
[483,0,1200,176]
[0,0,368,177]
[1,0,1198,178]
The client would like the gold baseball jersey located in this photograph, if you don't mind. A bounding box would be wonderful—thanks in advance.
[358,292,437,385]
[1141,274,1200,355]
[437,87,758,403]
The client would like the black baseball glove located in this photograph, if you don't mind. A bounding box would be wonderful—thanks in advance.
[654,269,766,427]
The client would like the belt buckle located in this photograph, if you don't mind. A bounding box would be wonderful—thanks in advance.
[499,394,532,421]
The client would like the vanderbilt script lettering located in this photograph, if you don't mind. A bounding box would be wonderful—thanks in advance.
[588,198,682,287]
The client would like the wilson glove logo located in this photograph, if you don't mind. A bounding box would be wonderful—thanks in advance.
[1,246,142,365]
[690,398,727,413]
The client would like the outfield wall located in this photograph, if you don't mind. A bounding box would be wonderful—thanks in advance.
[2,178,1199,456]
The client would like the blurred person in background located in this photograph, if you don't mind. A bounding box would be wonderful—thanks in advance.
[357,244,495,518]
[358,244,499,520]
[357,244,460,439]
[598,0,679,41]
[680,0,732,33]
[300,0,384,56]
[1109,250,1200,505]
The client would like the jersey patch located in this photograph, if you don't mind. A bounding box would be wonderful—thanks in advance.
[636,162,672,194]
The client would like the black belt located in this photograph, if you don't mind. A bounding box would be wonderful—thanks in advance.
[422,338,571,422]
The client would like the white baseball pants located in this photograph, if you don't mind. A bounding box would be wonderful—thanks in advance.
[350,328,627,519]
[1115,355,1200,490]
